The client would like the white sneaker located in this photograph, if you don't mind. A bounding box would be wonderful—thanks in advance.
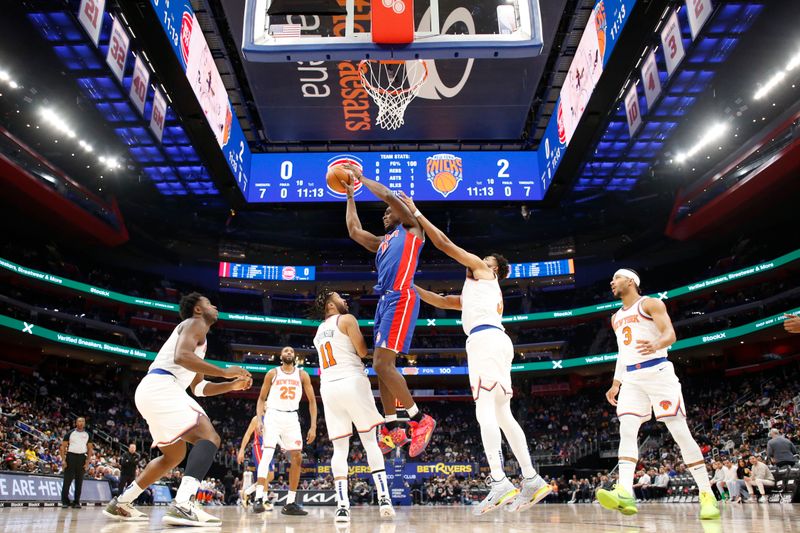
[102,497,148,521]
[758,496,766,503]
[335,506,351,523]
[191,502,222,525]
[378,496,395,519]
[473,478,519,516]
[507,475,552,512]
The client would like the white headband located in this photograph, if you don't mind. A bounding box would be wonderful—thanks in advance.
[615,269,641,287]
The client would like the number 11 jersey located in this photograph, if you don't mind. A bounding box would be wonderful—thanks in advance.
[313,315,366,384]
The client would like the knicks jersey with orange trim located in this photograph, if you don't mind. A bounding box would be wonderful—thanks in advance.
[461,275,505,335]
[612,296,668,369]
[266,367,302,411]
[374,225,424,294]
[313,315,366,383]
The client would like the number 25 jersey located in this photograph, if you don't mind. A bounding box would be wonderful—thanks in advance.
[266,367,302,411]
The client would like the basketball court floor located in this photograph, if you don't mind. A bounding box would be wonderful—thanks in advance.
[2,504,797,533]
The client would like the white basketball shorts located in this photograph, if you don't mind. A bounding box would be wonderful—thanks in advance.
[617,361,686,420]
[320,374,384,440]
[134,373,207,448]
[466,327,514,401]
[263,409,303,451]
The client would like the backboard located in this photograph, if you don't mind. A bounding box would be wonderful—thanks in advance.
[242,0,543,61]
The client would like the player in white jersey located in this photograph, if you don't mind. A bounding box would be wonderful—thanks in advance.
[313,289,395,523]
[398,193,551,516]
[597,270,720,521]
[236,415,276,510]
[104,292,251,526]
[253,346,317,516]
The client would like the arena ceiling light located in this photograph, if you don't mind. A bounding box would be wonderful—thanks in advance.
[0,68,20,90]
[786,49,800,72]
[754,71,787,100]
[674,123,728,164]
[39,107,76,138]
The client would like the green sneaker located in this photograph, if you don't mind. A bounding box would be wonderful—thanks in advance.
[699,491,721,520]
[596,484,638,516]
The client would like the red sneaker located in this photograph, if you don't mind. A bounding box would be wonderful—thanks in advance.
[378,426,396,455]
[408,414,436,458]
[390,427,410,448]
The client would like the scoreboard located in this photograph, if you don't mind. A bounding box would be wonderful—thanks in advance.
[219,262,315,281]
[247,151,542,203]
[507,259,575,279]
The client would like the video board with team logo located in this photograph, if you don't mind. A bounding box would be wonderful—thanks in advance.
[219,262,315,281]
[247,151,541,203]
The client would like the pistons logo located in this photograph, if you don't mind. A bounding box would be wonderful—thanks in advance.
[180,9,193,67]
[557,102,567,145]
[382,0,406,14]
[659,400,672,411]
[426,154,462,198]
[326,155,364,198]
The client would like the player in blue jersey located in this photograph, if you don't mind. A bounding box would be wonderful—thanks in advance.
[341,164,436,458]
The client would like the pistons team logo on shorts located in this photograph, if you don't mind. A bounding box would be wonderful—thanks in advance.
[659,400,672,411]
[426,154,462,198]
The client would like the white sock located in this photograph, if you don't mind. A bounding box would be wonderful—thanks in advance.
[335,479,349,508]
[175,476,200,505]
[406,404,419,419]
[618,461,636,495]
[255,484,264,501]
[287,490,296,504]
[372,470,390,500]
[118,481,144,504]
[384,414,397,424]
[688,464,713,493]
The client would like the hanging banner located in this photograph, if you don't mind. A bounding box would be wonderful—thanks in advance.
[624,84,642,137]
[660,10,686,77]
[641,49,662,111]
[130,55,150,115]
[150,88,168,141]
[105,17,130,83]
[686,0,713,41]
[78,0,106,46]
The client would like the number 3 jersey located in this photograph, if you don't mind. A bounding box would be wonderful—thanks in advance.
[266,366,302,411]
[612,296,669,381]
[313,315,366,384]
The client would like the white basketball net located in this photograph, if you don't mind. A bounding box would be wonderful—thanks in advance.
[359,60,428,131]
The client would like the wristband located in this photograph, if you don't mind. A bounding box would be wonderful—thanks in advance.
[413,209,422,218]
[193,380,210,397]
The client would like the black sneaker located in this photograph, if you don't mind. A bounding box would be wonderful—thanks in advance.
[61,502,71,508]
[71,503,81,509]
[281,503,308,516]
[252,500,266,514]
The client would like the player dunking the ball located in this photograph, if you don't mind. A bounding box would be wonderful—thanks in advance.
[596,270,720,520]
[104,292,251,526]
[253,346,317,516]
[340,164,436,457]
[313,289,395,523]
[398,193,551,515]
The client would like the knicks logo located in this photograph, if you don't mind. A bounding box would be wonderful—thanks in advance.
[659,400,672,411]
[595,1,607,60]
[426,154,462,198]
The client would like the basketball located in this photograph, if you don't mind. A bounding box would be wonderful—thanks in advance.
[326,166,353,194]
[432,172,458,195]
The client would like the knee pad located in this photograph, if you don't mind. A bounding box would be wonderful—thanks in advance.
[331,437,350,478]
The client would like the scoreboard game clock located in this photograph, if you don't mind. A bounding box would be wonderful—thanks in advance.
[247,151,543,203]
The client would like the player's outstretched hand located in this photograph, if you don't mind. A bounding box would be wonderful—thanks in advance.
[341,163,363,181]
[306,426,317,444]
[223,365,251,380]
[784,313,800,333]
[237,451,245,464]
[635,339,658,355]
[397,191,417,213]
[231,375,253,391]
[605,383,619,406]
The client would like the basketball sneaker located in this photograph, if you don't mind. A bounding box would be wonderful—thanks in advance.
[596,484,638,516]
[282,502,309,516]
[192,503,223,525]
[699,491,721,520]
[161,502,202,527]
[408,415,436,457]
[264,500,274,512]
[473,477,519,516]
[506,475,552,512]
[102,497,148,521]
[252,499,266,514]
[390,427,410,448]
[379,426,397,454]
[335,506,351,523]
[378,496,395,519]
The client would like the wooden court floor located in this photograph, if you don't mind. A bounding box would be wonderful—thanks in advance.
[1,503,797,532]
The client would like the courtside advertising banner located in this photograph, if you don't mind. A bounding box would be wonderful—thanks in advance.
[0,472,111,504]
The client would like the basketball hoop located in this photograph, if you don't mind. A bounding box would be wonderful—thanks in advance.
[359,60,428,130]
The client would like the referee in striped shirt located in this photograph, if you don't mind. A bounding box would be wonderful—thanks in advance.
[60,417,94,508]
